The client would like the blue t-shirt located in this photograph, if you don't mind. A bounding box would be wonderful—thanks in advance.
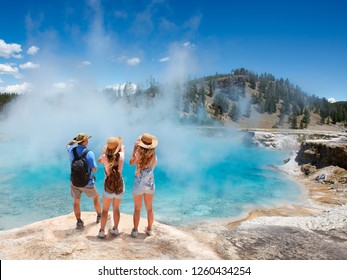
[67,144,97,186]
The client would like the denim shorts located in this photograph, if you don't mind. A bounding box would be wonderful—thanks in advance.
[132,168,155,195]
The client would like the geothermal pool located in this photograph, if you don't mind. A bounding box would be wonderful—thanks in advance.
[0,129,303,231]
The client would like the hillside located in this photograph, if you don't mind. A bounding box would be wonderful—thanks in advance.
[178,68,347,131]
[1,68,346,131]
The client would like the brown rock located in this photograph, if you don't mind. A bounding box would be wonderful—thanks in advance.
[296,140,347,169]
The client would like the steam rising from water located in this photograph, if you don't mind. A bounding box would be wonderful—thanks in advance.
[0,46,302,230]
[1,40,210,178]
[1,82,199,166]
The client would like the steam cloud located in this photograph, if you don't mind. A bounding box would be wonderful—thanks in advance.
[0,40,232,177]
[0,48,298,227]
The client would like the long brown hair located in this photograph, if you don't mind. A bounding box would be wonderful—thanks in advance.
[136,146,155,171]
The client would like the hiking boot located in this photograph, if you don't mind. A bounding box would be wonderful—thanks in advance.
[96,214,101,223]
[76,218,84,229]
[96,213,110,223]
[131,228,138,238]
[109,227,120,236]
[98,229,106,239]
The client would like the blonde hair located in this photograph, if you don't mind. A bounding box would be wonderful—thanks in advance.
[106,149,120,172]
[136,146,155,171]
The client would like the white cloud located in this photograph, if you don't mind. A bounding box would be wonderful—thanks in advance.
[19,62,40,70]
[0,82,30,94]
[127,57,141,66]
[110,55,140,65]
[159,57,170,62]
[328,98,336,103]
[0,63,20,77]
[182,41,195,48]
[115,55,127,62]
[27,46,39,55]
[0,39,22,58]
[0,78,3,83]
[78,60,91,67]
[53,82,67,89]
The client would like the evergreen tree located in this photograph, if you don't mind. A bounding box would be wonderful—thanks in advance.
[291,113,298,129]
[213,92,230,114]
[0,93,19,112]
[228,103,240,121]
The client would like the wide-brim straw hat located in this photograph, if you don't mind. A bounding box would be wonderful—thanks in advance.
[72,132,92,144]
[137,133,158,149]
[104,136,122,155]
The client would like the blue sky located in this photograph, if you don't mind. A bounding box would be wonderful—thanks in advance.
[0,0,346,101]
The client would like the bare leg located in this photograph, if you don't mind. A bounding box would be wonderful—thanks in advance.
[73,198,81,220]
[100,197,112,231]
[93,193,101,215]
[144,194,154,231]
[132,194,142,231]
[112,199,122,229]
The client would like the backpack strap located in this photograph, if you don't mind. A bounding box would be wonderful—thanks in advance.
[72,147,79,160]
[81,148,90,158]
[72,147,89,160]
[81,149,91,176]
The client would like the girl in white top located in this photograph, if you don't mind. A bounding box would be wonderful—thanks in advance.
[97,136,125,238]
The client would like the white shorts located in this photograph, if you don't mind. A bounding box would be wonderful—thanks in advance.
[102,186,125,199]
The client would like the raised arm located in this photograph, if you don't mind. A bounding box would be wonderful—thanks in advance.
[66,140,75,147]
[97,155,103,164]
[129,141,139,166]
[129,150,137,166]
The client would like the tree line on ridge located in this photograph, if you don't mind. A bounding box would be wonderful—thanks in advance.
[1,68,346,129]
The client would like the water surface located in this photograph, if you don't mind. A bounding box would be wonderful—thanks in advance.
[0,129,303,231]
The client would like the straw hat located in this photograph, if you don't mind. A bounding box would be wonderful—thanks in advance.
[104,136,122,155]
[137,133,158,149]
[72,132,91,144]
